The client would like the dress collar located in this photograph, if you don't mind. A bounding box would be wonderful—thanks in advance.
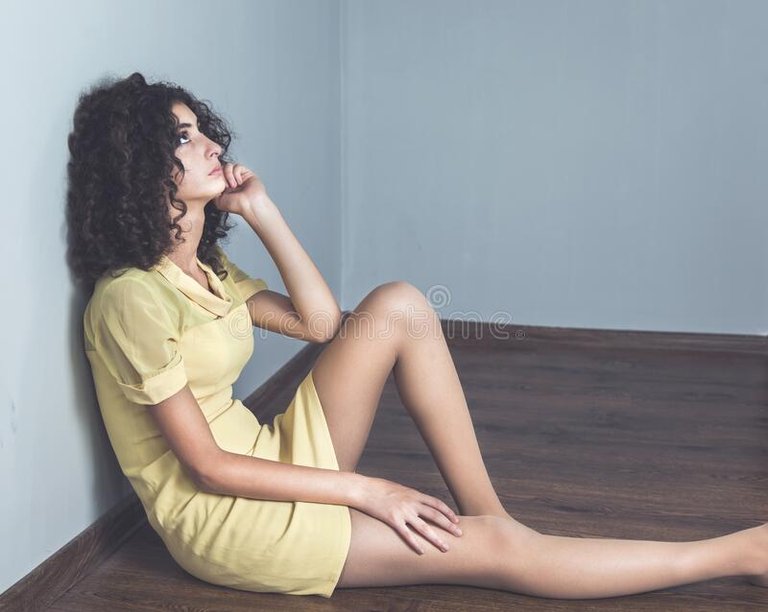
[153,254,234,318]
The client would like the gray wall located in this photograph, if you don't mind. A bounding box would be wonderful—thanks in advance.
[0,0,340,594]
[342,0,768,334]
[3,0,767,597]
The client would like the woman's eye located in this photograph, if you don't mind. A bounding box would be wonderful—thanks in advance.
[177,131,191,146]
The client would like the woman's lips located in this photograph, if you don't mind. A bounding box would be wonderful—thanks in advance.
[209,166,223,175]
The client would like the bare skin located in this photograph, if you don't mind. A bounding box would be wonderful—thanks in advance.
[309,280,768,598]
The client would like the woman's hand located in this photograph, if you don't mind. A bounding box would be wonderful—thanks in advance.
[353,476,463,554]
[212,162,274,218]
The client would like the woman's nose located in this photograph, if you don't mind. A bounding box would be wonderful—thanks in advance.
[206,137,222,157]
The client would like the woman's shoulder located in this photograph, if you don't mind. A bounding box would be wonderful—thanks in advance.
[92,266,158,297]
[87,265,178,319]
[83,266,177,350]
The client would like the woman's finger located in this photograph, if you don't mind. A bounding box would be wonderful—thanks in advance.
[225,163,236,189]
[419,505,463,538]
[411,515,450,552]
[398,521,425,555]
[232,164,242,188]
[422,495,460,524]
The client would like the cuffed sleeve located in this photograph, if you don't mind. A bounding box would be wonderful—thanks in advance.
[215,245,268,302]
[93,277,188,405]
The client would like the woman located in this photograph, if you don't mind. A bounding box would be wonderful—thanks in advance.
[66,71,768,599]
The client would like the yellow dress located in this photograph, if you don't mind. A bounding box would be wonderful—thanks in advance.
[82,244,351,598]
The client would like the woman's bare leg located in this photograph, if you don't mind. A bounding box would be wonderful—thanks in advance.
[390,285,509,518]
[311,281,768,595]
[337,509,768,598]
[311,281,510,518]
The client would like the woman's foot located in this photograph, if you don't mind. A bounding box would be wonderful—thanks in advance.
[748,574,768,587]
[745,523,768,587]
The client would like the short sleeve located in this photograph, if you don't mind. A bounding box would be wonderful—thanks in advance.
[215,245,268,302]
[93,278,188,405]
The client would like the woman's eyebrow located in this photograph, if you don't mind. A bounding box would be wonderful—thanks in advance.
[176,121,200,130]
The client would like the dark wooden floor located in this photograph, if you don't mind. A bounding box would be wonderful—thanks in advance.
[48,328,768,610]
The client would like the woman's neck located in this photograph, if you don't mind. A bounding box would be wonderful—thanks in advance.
[167,206,205,274]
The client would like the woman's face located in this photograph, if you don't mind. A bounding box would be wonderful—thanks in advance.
[169,101,225,208]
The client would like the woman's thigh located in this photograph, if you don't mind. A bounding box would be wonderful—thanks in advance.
[336,509,535,591]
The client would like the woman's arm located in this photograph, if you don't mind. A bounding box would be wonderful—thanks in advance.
[149,383,363,505]
[242,198,343,343]
[213,164,341,342]
[200,450,364,507]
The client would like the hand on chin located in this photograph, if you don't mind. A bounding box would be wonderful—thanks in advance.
[212,162,270,218]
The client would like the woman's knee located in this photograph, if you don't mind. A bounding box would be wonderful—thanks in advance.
[338,510,537,591]
[361,281,429,313]
[357,281,435,333]
[466,515,543,590]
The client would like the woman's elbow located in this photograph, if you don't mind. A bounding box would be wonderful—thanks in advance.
[307,310,345,343]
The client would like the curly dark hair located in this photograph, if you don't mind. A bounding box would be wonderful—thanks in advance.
[66,71,238,294]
